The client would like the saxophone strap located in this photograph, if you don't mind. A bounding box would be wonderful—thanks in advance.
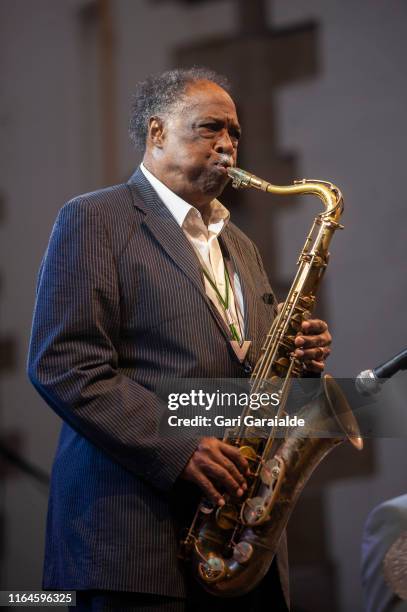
[201,265,251,363]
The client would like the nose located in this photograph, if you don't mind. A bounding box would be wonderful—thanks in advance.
[214,129,235,155]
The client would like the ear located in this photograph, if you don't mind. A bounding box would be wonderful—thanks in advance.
[147,116,165,148]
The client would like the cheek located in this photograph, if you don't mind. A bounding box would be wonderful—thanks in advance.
[181,138,208,160]
[167,145,196,170]
[167,135,215,177]
[185,143,213,168]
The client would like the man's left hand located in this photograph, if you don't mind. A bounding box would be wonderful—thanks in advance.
[294,319,332,374]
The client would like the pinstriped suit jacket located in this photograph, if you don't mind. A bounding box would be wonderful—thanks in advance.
[27,167,289,604]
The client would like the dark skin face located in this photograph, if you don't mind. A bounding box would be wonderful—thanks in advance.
[142,80,332,503]
[143,80,241,211]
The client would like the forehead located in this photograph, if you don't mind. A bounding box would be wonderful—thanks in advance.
[178,80,239,122]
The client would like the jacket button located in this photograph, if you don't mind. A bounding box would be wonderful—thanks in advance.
[262,293,274,304]
[243,362,252,374]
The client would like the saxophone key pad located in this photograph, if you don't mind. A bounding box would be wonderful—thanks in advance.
[260,458,281,486]
[242,496,266,525]
[200,500,215,514]
[233,541,254,564]
[199,556,225,581]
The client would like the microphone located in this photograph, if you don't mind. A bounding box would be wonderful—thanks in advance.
[355,348,407,395]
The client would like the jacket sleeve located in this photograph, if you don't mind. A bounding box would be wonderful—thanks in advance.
[27,197,198,492]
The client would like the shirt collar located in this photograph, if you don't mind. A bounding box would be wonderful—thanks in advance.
[140,162,230,235]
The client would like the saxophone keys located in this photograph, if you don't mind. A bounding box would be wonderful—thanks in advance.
[242,496,266,525]
[299,295,314,306]
[233,541,254,564]
[215,504,239,530]
[199,499,215,514]
[311,255,327,268]
[260,458,281,486]
[301,309,312,320]
[238,445,257,461]
[290,313,303,330]
[199,555,226,582]
[275,357,290,375]
[267,375,283,389]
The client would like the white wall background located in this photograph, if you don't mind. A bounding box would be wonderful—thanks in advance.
[1,1,406,610]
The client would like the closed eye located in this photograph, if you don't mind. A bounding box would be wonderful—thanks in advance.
[198,122,241,145]
[201,122,221,131]
[230,127,241,141]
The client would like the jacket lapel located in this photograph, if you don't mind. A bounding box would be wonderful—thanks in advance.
[127,168,232,342]
[127,168,205,295]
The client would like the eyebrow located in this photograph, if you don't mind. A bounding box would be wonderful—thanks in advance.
[200,116,242,137]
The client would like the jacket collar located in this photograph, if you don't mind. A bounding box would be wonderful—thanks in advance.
[127,166,207,299]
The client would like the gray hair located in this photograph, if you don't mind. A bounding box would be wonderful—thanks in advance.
[128,67,231,150]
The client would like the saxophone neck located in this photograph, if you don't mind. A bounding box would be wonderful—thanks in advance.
[294,178,344,224]
[227,167,344,223]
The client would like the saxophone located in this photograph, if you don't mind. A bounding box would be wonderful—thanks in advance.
[181,167,363,597]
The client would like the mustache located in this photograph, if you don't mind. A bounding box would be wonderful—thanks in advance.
[216,154,234,168]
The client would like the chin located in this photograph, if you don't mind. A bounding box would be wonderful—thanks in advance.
[203,174,229,198]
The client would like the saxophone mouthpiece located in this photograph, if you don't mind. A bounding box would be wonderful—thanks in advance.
[227,167,270,192]
[227,167,251,189]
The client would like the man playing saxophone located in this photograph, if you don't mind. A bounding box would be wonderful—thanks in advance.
[28,67,331,611]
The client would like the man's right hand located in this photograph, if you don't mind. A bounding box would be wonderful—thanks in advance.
[180,437,250,506]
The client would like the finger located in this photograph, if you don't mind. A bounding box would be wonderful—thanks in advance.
[214,453,248,489]
[196,439,248,489]
[183,463,225,506]
[220,442,250,475]
[201,460,246,497]
[194,469,226,506]
[295,347,331,361]
[295,331,331,349]
[301,319,328,334]
[303,359,326,373]
[197,439,248,479]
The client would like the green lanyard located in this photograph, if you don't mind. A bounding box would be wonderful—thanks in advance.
[202,265,241,343]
